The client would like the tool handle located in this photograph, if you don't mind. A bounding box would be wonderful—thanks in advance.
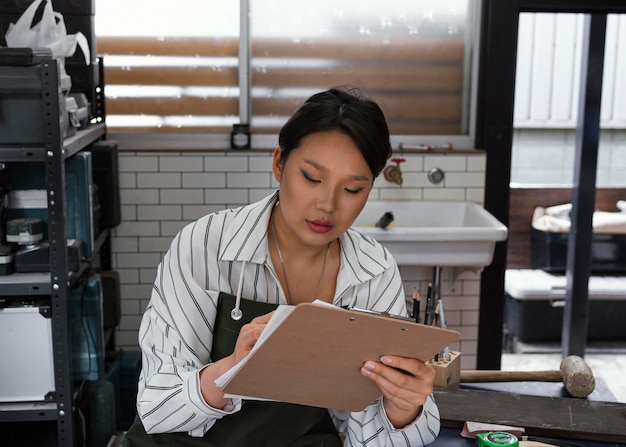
[460,370,562,382]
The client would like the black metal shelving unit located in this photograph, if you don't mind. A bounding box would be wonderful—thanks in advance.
[0,57,107,447]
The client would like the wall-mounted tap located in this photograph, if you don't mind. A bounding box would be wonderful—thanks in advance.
[383,157,405,185]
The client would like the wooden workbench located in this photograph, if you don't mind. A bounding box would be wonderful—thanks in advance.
[434,380,626,444]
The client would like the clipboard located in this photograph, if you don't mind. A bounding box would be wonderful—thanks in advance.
[218,302,460,412]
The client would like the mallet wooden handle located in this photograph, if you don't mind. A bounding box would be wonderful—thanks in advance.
[460,370,563,382]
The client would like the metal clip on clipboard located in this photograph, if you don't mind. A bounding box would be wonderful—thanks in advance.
[348,306,415,322]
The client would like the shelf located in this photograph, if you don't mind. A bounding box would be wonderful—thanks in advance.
[0,401,58,422]
[0,229,110,295]
[0,271,89,295]
[64,123,106,159]
[0,123,106,162]
[0,54,111,446]
[0,272,53,295]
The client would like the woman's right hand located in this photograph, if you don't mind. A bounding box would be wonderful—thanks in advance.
[231,311,275,364]
[199,311,275,409]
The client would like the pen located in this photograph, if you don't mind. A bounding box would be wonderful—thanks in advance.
[437,298,451,360]
[433,301,441,360]
[412,288,420,324]
[424,283,433,326]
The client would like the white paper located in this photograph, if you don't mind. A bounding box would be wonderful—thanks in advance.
[214,305,293,391]
[214,300,333,401]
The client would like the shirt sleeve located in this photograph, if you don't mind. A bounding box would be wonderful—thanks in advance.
[331,395,440,447]
[135,219,239,437]
[330,395,441,447]
[330,252,441,446]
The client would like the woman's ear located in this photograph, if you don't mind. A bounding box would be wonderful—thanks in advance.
[272,146,283,182]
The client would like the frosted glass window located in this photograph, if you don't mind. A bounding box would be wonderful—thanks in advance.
[95,0,476,140]
[250,0,474,136]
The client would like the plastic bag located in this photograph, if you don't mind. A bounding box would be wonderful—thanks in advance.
[4,0,90,87]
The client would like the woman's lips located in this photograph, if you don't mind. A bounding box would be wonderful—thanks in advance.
[306,220,334,234]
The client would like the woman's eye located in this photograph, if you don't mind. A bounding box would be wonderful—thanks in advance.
[301,170,363,194]
[345,188,363,194]
[302,170,320,183]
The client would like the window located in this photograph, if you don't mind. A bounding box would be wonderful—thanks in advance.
[95,0,479,149]
[514,13,626,129]
[95,1,239,138]
[511,13,626,187]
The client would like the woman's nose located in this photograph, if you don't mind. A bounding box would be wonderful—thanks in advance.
[315,188,336,213]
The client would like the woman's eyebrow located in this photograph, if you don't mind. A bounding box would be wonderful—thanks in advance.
[303,158,371,181]
[303,158,326,171]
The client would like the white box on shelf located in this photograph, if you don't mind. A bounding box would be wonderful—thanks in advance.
[0,303,55,402]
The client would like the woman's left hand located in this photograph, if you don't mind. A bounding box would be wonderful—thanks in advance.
[361,355,435,428]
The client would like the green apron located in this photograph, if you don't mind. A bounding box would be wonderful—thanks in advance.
[124,292,342,447]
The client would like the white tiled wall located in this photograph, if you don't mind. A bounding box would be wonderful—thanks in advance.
[112,150,486,369]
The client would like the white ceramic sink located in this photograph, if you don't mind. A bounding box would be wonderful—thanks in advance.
[353,201,508,267]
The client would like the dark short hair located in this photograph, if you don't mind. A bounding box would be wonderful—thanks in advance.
[278,87,392,178]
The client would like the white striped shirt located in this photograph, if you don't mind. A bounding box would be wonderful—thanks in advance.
[137,191,440,446]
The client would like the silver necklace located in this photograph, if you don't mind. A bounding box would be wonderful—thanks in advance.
[271,216,331,304]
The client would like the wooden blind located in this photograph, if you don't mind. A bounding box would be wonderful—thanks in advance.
[98,37,239,134]
[98,35,466,135]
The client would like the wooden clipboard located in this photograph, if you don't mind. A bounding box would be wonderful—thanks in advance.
[220,302,460,412]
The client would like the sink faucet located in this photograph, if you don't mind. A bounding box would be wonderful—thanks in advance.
[383,157,405,185]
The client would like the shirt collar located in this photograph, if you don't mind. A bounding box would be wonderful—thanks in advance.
[219,191,278,264]
[338,228,390,285]
[219,191,390,285]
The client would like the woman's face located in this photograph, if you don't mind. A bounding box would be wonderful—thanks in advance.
[272,130,374,249]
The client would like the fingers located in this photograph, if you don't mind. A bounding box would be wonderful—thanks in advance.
[239,311,275,350]
[251,310,275,325]
[361,355,435,427]
[232,311,275,363]
[361,356,435,412]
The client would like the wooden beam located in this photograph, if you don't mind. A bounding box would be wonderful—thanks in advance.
[104,121,461,136]
[97,36,465,62]
[434,388,626,443]
[106,97,239,116]
[254,38,465,62]
[104,66,238,87]
[105,91,462,120]
[97,37,239,57]
[103,64,461,91]
[253,65,463,91]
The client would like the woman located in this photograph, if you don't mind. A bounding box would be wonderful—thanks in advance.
[127,88,440,446]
